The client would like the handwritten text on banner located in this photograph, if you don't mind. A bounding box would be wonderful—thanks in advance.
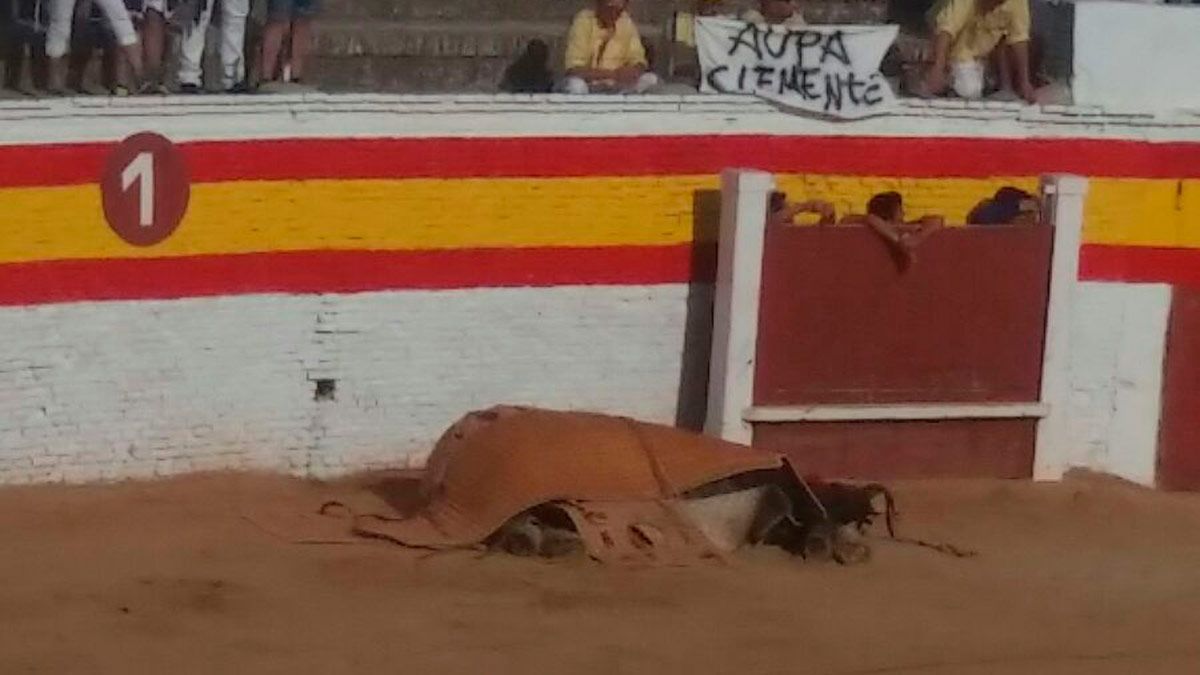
[696,18,899,119]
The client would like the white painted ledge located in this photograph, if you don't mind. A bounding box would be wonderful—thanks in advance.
[1,93,1198,145]
[744,402,1049,423]
[1,92,1195,121]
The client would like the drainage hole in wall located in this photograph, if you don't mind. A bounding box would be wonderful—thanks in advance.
[314,379,337,402]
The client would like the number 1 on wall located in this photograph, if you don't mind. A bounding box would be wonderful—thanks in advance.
[101,132,189,247]
[121,151,155,227]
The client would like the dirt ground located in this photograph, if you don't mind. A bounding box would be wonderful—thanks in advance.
[1,470,1199,674]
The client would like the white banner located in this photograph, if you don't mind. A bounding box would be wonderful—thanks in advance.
[696,18,899,119]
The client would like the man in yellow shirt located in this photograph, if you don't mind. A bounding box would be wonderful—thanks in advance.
[921,0,1037,103]
[562,0,660,94]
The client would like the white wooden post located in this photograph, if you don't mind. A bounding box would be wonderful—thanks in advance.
[1034,174,1089,481]
[705,168,773,444]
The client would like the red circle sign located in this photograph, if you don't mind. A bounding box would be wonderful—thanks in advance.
[101,132,190,247]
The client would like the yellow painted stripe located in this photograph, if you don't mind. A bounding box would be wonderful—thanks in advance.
[1082,178,1200,248]
[1,177,714,263]
[2,175,1198,264]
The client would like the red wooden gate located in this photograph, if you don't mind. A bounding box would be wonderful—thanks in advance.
[1157,288,1200,490]
[749,224,1053,479]
[704,170,1080,481]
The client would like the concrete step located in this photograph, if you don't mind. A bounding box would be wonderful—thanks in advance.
[311,55,514,92]
[310,18,669,91]
[313,20,665,59]
[317,0,886,25]
[805,0,889,24]
[319,0,671,23]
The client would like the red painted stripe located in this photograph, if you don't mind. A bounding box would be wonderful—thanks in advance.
[4,135,1200,187]
[0,245,713,306]
[1079,244,1200,287]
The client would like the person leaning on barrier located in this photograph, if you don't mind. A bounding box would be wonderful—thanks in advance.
[920,0,1037,104]
[967,187,1041,225]
[841,191,943,268]
[741,0,805,28]
[769,191,836,226]
[561,0,659,94]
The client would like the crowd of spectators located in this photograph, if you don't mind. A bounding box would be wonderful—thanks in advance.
[2,0,318,94]
[499,0,1047,102]
[3,0,1181,99]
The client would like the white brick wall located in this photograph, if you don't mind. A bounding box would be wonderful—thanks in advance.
[0,278,1180,486]
[1067,282,1172,486]
[0,285,697,484]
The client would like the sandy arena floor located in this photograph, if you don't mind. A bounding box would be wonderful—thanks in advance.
[1,470,1198,674]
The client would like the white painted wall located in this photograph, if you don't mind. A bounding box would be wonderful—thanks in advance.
[1067,281,1172,486]
[0,99,1192,485]
[0,285,695,484]
[1073,1,1200,113]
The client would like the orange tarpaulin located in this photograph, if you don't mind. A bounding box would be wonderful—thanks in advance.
[353,406,784,555]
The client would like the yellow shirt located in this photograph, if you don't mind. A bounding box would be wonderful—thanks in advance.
[564,9,648,71]
[931,0,1031,63]
[675,12,697,48]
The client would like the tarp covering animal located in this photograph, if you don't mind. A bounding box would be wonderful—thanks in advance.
[349,406,784,559]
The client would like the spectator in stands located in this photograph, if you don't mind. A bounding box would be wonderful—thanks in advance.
[4,0,43,94]
[501,39,555,93]
[769,191,836,225]
[842,191,943,267]
[46,0,144,93]
[116,0,170,94]
[742,0,806,27]
[259,0,318,88]
[561,0,659,94]
[140,1,168,92]
[180,0,250,93]
[967,186,1040,225]
[921,0,1037,104]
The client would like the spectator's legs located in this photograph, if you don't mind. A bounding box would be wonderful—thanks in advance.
[45,0,76,92]
[142,8,165,88]
[288,17,311,81]
[989,38,1012,95]
[92,0,143,83]
[179,0,216,89]
[949,61,983,99]
[3,0,27,91]
[219,0,251,89]
[560,76,589,94]
[259,19,288,81]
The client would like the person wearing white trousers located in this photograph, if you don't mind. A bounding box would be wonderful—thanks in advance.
[560,71,659,94]
[178,0,250,92]
[45,0,144,92]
